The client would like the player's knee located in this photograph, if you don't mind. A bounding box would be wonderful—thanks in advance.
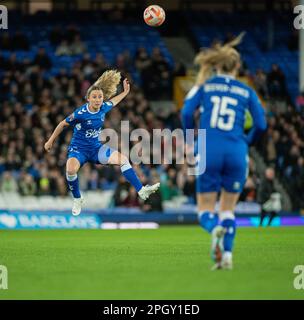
[119,154,129,166]
[66,168,78,176]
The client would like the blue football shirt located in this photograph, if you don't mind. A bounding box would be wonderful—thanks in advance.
[181,75,267,145]
[65,101,113,149]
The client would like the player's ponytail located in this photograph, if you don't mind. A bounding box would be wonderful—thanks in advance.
[194,32,245,85]
[86,69,122,100]
[194,49,216,85]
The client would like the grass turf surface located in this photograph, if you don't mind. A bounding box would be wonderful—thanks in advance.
[0,226,304,300]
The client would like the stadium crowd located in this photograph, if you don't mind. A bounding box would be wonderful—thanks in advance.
[257,103,304,210]
[0,28,303,211]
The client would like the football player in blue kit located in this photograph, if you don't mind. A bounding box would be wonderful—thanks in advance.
[45,70,159,215]
[181,35,267,269]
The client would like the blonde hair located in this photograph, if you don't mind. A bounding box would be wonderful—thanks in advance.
[194,32,245,85]
[86,69,121,100]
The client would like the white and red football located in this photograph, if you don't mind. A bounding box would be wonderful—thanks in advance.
[143,5,166,27]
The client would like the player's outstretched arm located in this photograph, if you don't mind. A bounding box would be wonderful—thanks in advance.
[44,120,70,152]
[109,78,130,106]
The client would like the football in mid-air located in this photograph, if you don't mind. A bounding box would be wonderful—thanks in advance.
[143,5,166,27]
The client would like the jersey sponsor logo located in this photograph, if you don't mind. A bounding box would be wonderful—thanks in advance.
[85,128,101,138]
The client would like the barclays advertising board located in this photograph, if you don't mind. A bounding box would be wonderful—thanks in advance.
[0,211,101,230]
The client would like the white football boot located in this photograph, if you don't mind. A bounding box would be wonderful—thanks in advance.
[138,183,160,201]
[211,225,225,271]
[221,252,233,270]
[72,196,84,216]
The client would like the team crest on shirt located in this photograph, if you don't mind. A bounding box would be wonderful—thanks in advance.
[101,114,105,121]
[76,123,81,130]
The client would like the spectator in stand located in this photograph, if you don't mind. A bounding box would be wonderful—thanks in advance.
[88,169,99,191]
[38,168,50,195]
[257,167,281,226]
[290,157,304,211]
[19,173,37,196]
[6,53,20,72]
[49,25,64,46]
[0,171,18,193]
[159,167,180,201]
[55,40,72,56]
[33,48,52,70]
[11,29,30,50]
[135,47,151,71]
[0,32,11,50]
[65,24,80,44]
[70,34,87,55]
[253,69,268,98]
[150,47,171,99]
[121,187,141,208]
[113,175,130,207]
[182,174,196,204]
[288,30,298,51]
[267,64,286,98]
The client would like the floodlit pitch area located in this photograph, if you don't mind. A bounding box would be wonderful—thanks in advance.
[0,226,304,300]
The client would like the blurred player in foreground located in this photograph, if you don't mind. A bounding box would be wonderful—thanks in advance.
[181,34,267,270]
[44,70,159,215]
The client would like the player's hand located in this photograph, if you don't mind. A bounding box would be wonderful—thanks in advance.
[44,140,53,152]
[123,78,130,94]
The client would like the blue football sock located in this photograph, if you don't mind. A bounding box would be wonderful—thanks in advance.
[121,163,143,192]
[66,173,81,198]
[198,211,219,233]
[221,218,236,252]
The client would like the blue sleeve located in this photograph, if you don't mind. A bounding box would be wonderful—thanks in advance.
[102,101,114,114]
[65,109,81,126]
[181,86,202,139]
[245,89,267,145]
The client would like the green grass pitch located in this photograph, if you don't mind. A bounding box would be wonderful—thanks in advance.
[0,226,304,300]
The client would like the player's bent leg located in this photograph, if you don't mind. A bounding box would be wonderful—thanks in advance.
[107,150,160,201]
[66,157,84,216]
[108,151,143,192]
[217,190,240,270]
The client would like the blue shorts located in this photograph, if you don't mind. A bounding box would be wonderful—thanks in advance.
[196,140,249,193]
[67,144,115,167]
